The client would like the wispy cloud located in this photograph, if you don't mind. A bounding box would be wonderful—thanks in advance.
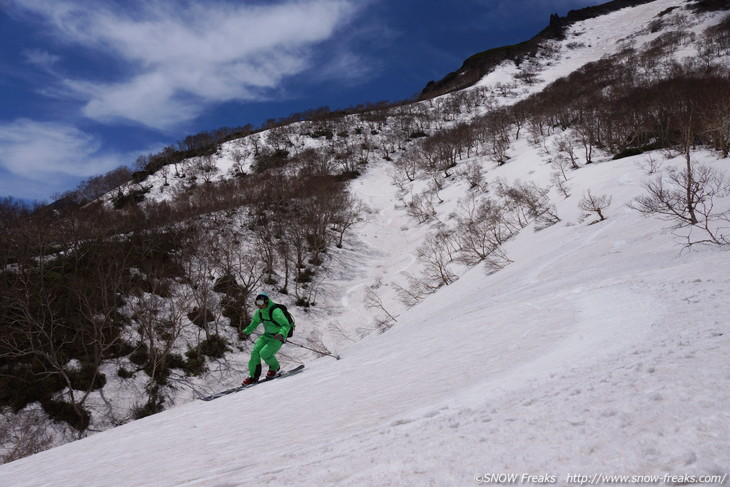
[10,0,362,130]
[22,49,61,70]
[0,119,123,188]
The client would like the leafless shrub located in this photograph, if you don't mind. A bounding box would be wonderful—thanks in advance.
[553,134,581,169]
[638,153,663,175]
[418,232,458,286]
[365,288,398,332]
[515,59,542,85]
[0,408,54,463]
[496,180,560,229]
[459,162,487,191]
[406,192,439,223]
[331,195,366,248]
[390,168,412,193]
[395,232,458,305]
[393,150,420,183]
[228,147,251,177]
[327,321,358,343]
[551,170,571,198]
[578,189,613,222]
[630,164,730,245]
[453,196,517,266]
[129,283,190,408]
[304,328,336,358]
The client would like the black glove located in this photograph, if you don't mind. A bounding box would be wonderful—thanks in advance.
[239,332,249,341]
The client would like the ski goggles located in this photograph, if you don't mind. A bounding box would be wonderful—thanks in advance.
[255,298,268,307]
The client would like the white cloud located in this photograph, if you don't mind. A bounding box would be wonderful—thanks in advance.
[11,0,361,130]
[0,119,121,180]
[23,49,61,70]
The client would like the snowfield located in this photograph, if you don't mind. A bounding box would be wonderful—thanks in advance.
[2,147,728,487]
[1,0,729,485]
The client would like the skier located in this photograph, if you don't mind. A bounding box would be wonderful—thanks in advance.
[239,292,292,385]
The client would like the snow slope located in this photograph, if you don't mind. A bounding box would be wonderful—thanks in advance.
[2,0,729,485]
[474,0,725,105]
[2,144,729,487]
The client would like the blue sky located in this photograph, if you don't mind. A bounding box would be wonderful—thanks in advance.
[0,0,598,202]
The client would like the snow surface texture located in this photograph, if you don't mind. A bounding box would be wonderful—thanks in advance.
[2,0,729,485]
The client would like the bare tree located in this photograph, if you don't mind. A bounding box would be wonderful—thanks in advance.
[212,226,266,327]
[419,233,458,285]
[406,192,439,224]
[393,150,420,182]
[578,189,612,222]
[454,196,518,266]
[631,164,730,245]
[395,230,459,306]
[553,134,581,169]
[128,282,190,415]
[638,153,663,175]
[184,250,222,340]
[364,288,399,327]
[0,408,54,463]
[497,180,560,229]
[551,154,572,183]
[0,223,133,433]
[229,146,250,177]
[551,170,571,198]
[331,194,365,248]
[459,162,487,191]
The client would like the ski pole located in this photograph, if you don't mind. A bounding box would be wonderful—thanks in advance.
[244,332,340,360]
[285,338,341,360]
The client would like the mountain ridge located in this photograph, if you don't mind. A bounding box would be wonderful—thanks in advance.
[418,0,726,98]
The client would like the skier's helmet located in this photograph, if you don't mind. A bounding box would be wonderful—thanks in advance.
[255,293,269,308]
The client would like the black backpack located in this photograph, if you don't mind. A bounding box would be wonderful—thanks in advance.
[269,303,296,337]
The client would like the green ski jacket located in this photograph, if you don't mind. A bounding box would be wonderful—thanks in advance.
[243,301,292,339]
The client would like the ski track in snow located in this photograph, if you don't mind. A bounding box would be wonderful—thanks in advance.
[322,159,421,335]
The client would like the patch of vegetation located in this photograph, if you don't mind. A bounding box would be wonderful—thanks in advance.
[612,147,644,160]
[221,294,247,330]
[112,187,150,209]
[183,348,206,376]
[131,391,164,420]
[254,149,289,172]
[310,129,334,139]
[213,274,241,295]
[199,335,229,359]
[335,170,361,181]
[117,367,135,379]
[66,363,106,391]
[0,364,65,412]
[187,307,214,328]
[41,399,90,431]
[129,343,149,366]
[165,353,186,370]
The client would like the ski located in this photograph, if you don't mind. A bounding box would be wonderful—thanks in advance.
[258,363,305,383]
[201,364,305,401]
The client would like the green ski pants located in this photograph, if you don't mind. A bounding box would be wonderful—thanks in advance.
[248,335,283,378]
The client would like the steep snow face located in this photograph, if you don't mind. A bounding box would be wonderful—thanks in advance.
[473,0,723,103]
[3,125,730,485]
[1,145,728,486]
[2,0,729,484]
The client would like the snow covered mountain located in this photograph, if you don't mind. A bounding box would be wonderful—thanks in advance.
[1,0,729,485]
